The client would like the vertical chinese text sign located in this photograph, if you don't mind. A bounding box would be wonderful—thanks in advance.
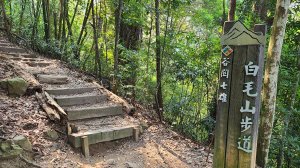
[213,21,267,168]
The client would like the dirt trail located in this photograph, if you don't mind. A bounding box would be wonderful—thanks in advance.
[0,38,212,168]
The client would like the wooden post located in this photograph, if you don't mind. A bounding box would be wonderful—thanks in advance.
[67,122,72,135]
[213,21,267,168]
[133,127,139,142]
[81,136,89,158]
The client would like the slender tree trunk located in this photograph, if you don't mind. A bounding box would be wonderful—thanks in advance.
[103,0,109,65]
[70,0,79,26]
[228,0,236,21]
[61,0,67,50]
[31,0,41,48]
[222,0,226,25]
[65,0,72,37]
[146,4,153,88]
[0,0,10,33]
[53,12,58,40]
[75,0,93,60]
[58,0,63,40]
[155,0,163,121]
[256,0,291,167]
[113,0,123,93]
[42,0,50,41]
[91,0,101,78]
[254,0,267,21]
[119,0,142,99]
[18,0,27,34]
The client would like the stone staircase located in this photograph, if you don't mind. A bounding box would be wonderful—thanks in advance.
[0,37,140,157]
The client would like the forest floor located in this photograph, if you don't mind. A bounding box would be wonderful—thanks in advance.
[0,49,212,168]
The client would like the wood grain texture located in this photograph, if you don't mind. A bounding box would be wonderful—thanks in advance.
[213,21,235,168]
[213,22,267,168]
[225,45,247,168]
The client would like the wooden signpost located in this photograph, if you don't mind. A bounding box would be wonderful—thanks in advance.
[213,21,267,168]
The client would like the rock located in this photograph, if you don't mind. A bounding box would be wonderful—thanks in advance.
[44,130,59,141]
[0,79,8,90]
[22,123,38,130]
[0,141,10,152]
[106,159,116,165]
[139,121,148,133]
[13,135,32,151]
[125,162,138,168]
[7,77,28,97]
[0,141,23,159]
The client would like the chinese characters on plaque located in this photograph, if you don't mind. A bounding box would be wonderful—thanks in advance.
[218,55,231,103]
[238,61,259,153]
[218,48,260,153]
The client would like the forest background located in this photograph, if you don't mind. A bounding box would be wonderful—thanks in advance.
[0,0,299,167]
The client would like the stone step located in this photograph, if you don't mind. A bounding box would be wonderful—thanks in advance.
[67,104,123,121]
[0,40,9,43]
[26,62,51,67]
[45,87,97,95]
[0,46,27,53]
[37,74,68,84]
[4,53,19,57]
[0,43,12,46]
[11,57,22,61]
[55,94,107,106]
[68,125,137,148]
[22,54,37,58]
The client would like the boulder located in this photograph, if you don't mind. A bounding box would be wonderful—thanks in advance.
[0,79,8,90]
[141,121,148,130]
[13,135,32,151]
[106,159,116,166]
[44,130,59,141]
[7,77,28,97]
[0,141,10,152]
[0,141,23,159]
[125,162,139,168]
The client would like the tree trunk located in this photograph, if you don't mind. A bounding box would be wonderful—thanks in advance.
[75,0,93,60]
[91,0,102,78]
[31,0,41,49]
[113,0,123,93]
[58,0,63,40]
[53,12,58,40]
[222,0,226,25]
[146,3,154,88]
[228,0,236,21]
[70,0,79,26]
[18,0,27,34]
[41,0,50,42]
[0,0,10,33]
[119,1,142,100]
[254,0,267,21]
[155,0,163,121]
[256,0,290,167]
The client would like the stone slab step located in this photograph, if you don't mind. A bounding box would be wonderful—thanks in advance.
[26,62,51,67]
[22,54,37,58]
[0,46,27,53]
[11,57,22,61]
[67,104,123,120]
[37,74,68,84]
[0,40,9,43]
[45,87,97,95]
[3,53,19,57]
[0,43,12,46]
[68,125,137,148]
[55,94,107,106]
